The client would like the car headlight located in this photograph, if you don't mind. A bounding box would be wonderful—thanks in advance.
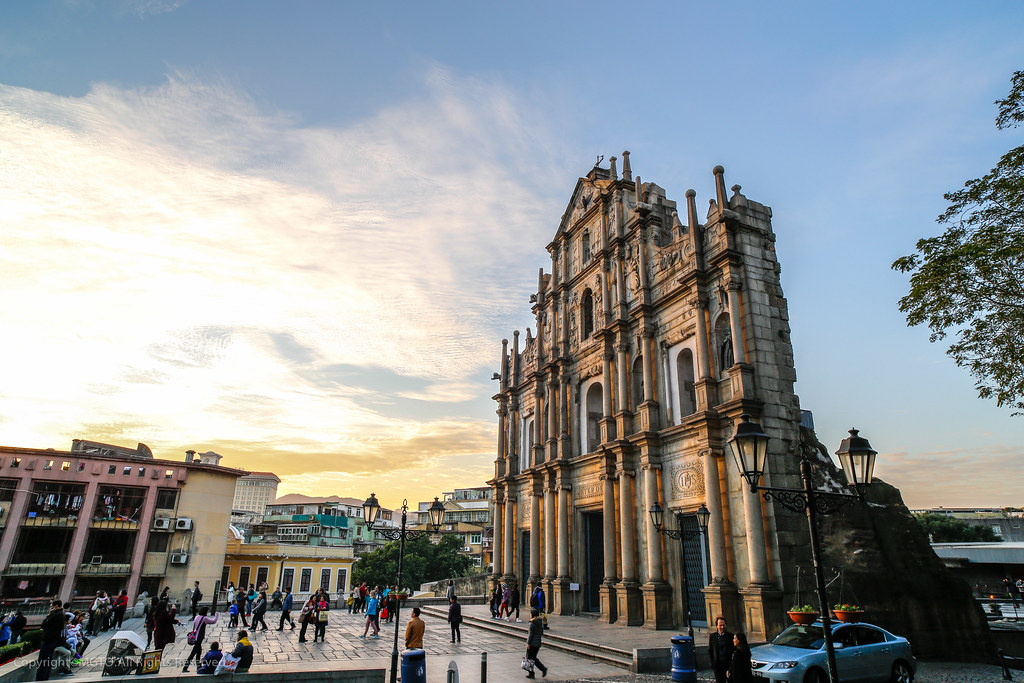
[770,661,800,670]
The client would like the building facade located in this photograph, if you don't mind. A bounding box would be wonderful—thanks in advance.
[415,487,492,569]
[231,471,281,525]
[253,494,394,555]
[0,439,244,604]
[222,527,355,598]
[489,156,807,639]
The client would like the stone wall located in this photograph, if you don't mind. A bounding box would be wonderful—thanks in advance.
[420,573,490,598]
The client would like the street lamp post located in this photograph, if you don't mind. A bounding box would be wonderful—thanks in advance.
[362,493,447,683]
[728,414,877,683]
[648,502,711,638]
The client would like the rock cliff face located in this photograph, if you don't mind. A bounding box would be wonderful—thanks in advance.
[802,429,993,661]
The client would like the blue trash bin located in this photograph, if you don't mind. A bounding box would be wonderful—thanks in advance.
[401,648,427,683]
[671,635,696,683]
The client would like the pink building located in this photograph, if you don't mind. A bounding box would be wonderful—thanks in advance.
[0,439,245,603]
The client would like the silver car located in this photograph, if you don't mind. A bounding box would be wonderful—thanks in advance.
[750,621,916,683]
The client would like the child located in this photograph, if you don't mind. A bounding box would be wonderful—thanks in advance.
[197,641,223,674]
[314,602,328,642]
[228,603,239,628]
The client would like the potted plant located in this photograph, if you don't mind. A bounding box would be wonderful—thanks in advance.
[787,604,820,625]
[832,603,864,623]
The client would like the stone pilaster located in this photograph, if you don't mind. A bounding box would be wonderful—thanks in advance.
[616,469,643,625]
[599,472,618,623]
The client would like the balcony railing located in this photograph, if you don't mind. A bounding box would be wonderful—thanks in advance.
[22,515,79,527]
[78,562,132,575]
[89,518,139,530]
[6,563,67,576]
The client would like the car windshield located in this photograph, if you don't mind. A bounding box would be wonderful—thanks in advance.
[772,624,825,650]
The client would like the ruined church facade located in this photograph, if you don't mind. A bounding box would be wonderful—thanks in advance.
[489,154,809,638]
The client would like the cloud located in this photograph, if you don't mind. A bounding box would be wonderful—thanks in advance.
[0,67,568,490]
[876,445,1024,508]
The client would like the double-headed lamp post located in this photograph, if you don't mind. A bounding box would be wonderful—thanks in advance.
[648,502,710,638]
[362,493,447,683]
[728,414,878,683]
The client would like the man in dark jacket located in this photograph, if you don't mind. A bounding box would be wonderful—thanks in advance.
[708,616,734,683]
[277,587,295,630]
[525,608,548,678]
[190,581,203,616]
[230,630,253,673]
[36,600,66,681]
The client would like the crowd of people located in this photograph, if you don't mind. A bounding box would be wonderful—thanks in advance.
[28,577,555,680]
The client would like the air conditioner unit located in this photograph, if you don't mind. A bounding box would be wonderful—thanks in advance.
[90,555,103,565]
[170,552,189,565]
[462,546,471,552]
[175,517,193,530]
[152,518,172,530]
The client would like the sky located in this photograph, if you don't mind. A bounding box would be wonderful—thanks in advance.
[1,1,1023,510]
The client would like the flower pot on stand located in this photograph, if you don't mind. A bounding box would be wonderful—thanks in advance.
[788,610,820,625]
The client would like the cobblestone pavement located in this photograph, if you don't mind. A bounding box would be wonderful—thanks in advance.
[64,611,1018,682]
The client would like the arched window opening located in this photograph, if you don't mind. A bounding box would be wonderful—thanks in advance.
[714,313,733,377]
[677,349,697,418]
[585,383,603,453]
[581,289,594,339]
[631,355,644,412]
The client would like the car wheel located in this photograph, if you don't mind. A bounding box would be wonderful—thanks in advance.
[891,660,913,683]
[804,668,827,683]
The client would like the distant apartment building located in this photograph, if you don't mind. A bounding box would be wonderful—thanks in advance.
[911,507,1024,543]
[230,471,281,526]
[415,486,493,568]
[0,439,245,604]
[250,494,394,555]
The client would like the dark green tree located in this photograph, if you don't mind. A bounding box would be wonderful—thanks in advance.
[351,534,474,591]
[892,70,1024,413]
[915,513,1002,542]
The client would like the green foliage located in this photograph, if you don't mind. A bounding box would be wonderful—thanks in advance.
[0,641,31,663]
[19,629,42,650]
[915,512,1003,542]
[789,604,818,613]
[352,534,474,591]
[892,70,1024,413]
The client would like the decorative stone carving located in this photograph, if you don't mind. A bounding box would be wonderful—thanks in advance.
[574,480,603,501]
[522,496,532,524]
[670,462,705,500]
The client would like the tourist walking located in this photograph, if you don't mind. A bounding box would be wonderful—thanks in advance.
[404,607,424,649]
[525,608,548,678]
[729,633,753,683]
[708,616,734,683]
[447,596,462,643]
[152,600,177,651]
[111,589,129,630]
[35,600,66,681]
[190,581,203,617]
[277,587,295,630]
[234,588,250,628]
[271,587,283,611]
[446,580,456,601]
[226,582,236,608]
[250,591,268,631]
[297,597,316,643]
[360,591,381,639]
[530,586,548,630]
[9,610,26,645]
[509,583,521,622]
[499,582,511,620]
[490,583,501,618]
[313,600,329,642]
[182,606,219,672]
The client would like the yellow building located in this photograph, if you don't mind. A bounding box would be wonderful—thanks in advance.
[222,528,355,599]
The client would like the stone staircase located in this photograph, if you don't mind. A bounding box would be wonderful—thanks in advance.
[419,605,633,670]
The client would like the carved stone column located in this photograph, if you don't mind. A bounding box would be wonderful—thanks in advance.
[726,281,747,365]
[558,373,571,459]
[544,487,556,600]
[503,494,516,583]
[615,342,634,436]
[530,490,542,591]
[599,472,618,623]
[700,449,741,632]
[492,488,504,578]
[552,484,573,615]
[600,352,616,443]
[636,330,659,432]
[616,469,643,625]
[641,464,673,629]
[691,296,716,412]
[546,377,558,461]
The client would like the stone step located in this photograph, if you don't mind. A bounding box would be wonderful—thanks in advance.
[419,605,633,670]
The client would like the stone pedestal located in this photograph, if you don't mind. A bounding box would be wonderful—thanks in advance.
[739,584,784,643]
[551,578,574,616]
[641,582,674,629]
[728,363,756,401]
[702,582,741,631]
[636,400,659,433]
[543,578,556,614]
[615,580,644,626]
[599,581,618,623]
[599,416,617,445]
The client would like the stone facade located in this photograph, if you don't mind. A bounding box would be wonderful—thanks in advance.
[488,155,809,639]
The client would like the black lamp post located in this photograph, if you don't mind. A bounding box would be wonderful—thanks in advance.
[362,493,446,683]
[649,502,710,638]
[728,414,877,683]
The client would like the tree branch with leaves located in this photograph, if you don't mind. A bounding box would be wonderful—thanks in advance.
[893,70,1024,413]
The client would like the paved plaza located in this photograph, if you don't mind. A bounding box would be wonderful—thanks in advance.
[33,608,1019,682]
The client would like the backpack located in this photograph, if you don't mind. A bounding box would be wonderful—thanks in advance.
[193,590,203,603]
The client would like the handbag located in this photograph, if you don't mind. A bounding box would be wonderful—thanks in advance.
[186,629,198,646]
[214,653,239,675]
[380,607,388,620]
[521,657,534,672]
